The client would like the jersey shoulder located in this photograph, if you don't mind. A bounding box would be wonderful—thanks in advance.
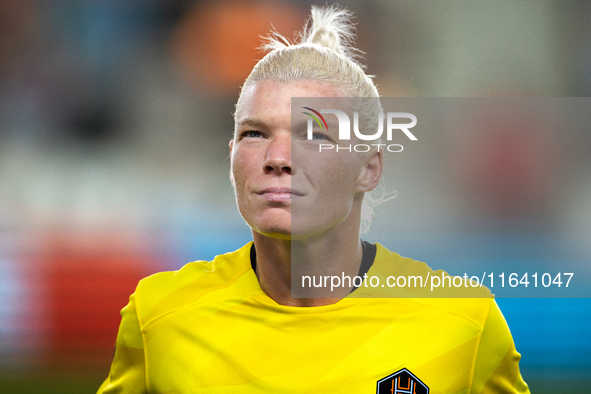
[364,243,494,329]
[133,242,258,326]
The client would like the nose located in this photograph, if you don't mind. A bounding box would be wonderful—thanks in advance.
[263,133,292,175]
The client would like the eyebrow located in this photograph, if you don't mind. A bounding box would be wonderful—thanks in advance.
[236,117,311,132]
[236,118,268,129]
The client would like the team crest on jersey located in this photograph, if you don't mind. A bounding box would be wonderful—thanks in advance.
[376,368,428,394]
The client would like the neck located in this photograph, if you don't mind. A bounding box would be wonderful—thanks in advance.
[252,216,364,307]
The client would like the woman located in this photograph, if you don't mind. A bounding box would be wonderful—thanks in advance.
[98,5,529,393]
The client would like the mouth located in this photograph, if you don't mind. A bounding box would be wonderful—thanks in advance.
[257,187,303,202]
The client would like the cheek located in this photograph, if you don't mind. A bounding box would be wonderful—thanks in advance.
[231,161,250,215]
[230,151,249,186]
[230,149,257,209]
[310,155,363,197]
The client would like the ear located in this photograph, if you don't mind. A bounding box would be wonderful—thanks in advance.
[357,151,383,192]
[229,140,235,185]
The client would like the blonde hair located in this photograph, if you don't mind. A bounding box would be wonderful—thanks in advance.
[235,5,390,232]
[235,5,379,115]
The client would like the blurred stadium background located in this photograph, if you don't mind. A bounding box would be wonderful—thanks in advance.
[0,0,590,393]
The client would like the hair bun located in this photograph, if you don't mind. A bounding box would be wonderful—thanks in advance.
[260,4,363,65]
[303,5,360,61]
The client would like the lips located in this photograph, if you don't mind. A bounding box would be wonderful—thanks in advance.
[256,187,303,202]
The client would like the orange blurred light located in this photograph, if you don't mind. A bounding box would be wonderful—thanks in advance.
[171,0,306,96]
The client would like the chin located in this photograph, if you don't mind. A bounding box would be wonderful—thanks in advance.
[255,229,293,240]
[248,213,292,240]
[251,222,292,240]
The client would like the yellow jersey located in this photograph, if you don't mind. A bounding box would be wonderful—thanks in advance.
[98,243,529,393]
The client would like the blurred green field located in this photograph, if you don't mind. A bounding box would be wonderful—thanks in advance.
[0,378,103,394]
[1,374,590,394]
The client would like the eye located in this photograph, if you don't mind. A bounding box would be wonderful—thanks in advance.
[311,132,333,142]
[241,130,264,139]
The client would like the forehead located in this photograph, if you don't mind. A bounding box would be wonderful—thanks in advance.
[237,80,344,120]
